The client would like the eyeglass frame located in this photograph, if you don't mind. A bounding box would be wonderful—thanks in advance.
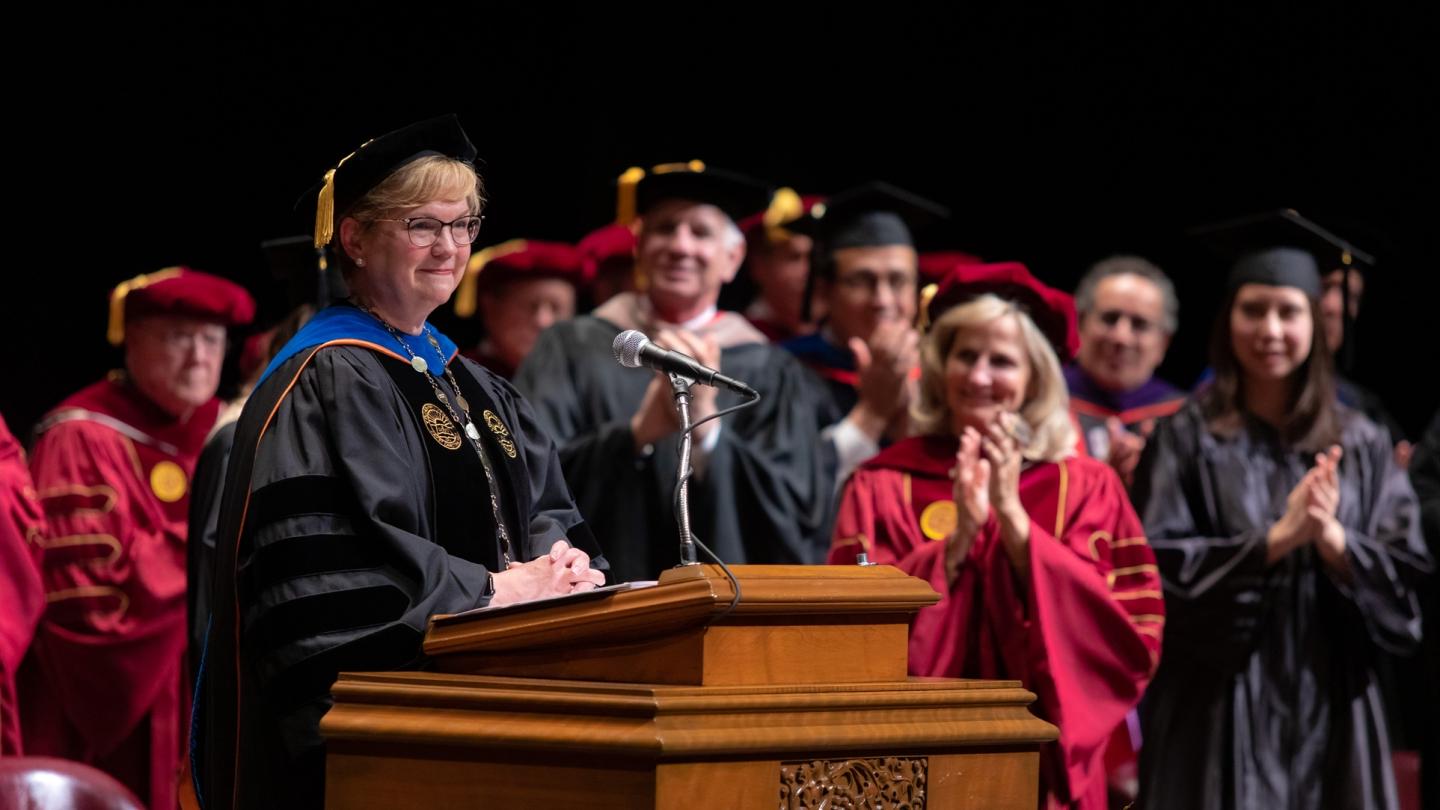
[371,214,486,247]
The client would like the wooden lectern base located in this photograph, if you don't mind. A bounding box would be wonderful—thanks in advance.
[322,565,1057,808]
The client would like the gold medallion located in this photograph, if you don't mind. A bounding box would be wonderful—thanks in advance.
[483,409,518,458]
[149,460,188,503]
[421,403,462,450]
[919,500,958,542]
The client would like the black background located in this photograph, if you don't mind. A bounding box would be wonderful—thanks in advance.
[6,5,1436,439]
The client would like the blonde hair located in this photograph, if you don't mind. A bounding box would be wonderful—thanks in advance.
[910,294,1077,462]
[337,155,484,271]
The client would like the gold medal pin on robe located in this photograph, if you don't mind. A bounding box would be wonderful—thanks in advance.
[483,410,518,458]
[919,500,958,541]
[150,460,188,502]
[421,403,463,450]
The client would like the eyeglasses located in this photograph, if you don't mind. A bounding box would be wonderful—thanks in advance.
[373,214,484,247]
[836,269,917,294]
[149,324,227,354]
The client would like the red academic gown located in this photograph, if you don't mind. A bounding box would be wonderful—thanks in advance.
[21,376,219,810]
[0,414,46,756]
[829,435,1164,809]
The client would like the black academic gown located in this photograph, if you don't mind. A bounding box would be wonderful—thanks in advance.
[195,342,601,810]
[781,331,860,423]
[1338,375,1407,443]
[1131,401,1431,810]
[1408,413,1440,809]
[187,420,236,684]
[513,314,835,583]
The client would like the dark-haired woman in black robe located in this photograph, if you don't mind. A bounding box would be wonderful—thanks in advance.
[1132,248,1431,810]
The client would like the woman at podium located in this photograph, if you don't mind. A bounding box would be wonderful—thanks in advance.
[192,115,606,810]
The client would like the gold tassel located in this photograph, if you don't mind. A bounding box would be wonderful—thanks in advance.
[615,166,646,226]
[916,283,939,334]
[651,160,706,175]
[314,168,337,249]
[107,287,128,346]
[107,267,185,346]
[454,240,529,318]
[763,187,804,244]
[313,144,367,249]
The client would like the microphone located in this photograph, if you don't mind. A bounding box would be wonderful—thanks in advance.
[611,330,757,397]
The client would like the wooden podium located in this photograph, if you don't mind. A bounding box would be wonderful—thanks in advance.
[320,565,1057,808]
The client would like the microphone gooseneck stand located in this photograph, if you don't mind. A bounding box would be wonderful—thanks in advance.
[610,329,764,620]
[669,371,699,566]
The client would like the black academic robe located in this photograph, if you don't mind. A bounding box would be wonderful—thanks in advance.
[187,420,235,684]
[1338,375,1407,443]
[1333,375,1422,756]
[195,343,600,810]
[782,331,860,422]
[1415,413,1440,541]
[1132,401,1431,810]
[513,314,834,583]
[1408,413,1440,810]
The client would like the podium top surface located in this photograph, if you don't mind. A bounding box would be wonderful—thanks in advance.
[424,564,939,659]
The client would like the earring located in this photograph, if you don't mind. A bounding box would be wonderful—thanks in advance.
[356,257,367,267]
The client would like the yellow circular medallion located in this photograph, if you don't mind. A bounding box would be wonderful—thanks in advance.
[919,500,958,542]
[150,460,188,503]
[421,403,463,450]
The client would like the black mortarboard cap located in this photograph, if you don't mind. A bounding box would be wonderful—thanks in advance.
[786,181,949,251]
[1191,209,1375,279]
[1226,247,1323,299]
[619,161,773,223]
[309,114,478,248]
